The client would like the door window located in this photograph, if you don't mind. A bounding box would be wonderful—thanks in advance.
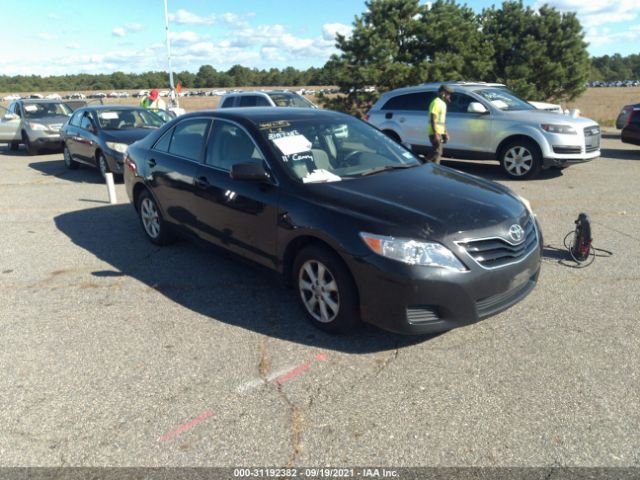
[448,93,477,114]
[167,118,211,161]
[381,92,435,111]
[79,113,95,131]
[205,120,263,171]
[69,110,83,127]
[220,97,235,108]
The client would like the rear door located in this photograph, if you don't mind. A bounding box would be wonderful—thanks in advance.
[378,91,436,147]
[146,117,212,236]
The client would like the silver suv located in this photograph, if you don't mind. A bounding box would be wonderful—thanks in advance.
[0,99,76,155]
[218,90,316,109]
[366,82,601,179]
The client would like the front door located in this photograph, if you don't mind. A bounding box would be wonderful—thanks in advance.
[0,105,21,143]
[192,119,279,269]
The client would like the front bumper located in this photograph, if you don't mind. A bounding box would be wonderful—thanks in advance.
[543,149,600,168]
[31,133,63,150]
[346,235,542,335]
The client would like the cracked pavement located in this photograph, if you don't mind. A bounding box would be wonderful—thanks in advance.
[1,132,639,467]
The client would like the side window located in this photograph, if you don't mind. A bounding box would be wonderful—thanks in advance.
[79,112,95,131]
[153,127,173,152]
[448,93,476,114]
[69,110,83,127]
[167,118,211,161]
[631,112,640,125]
[220,97,235,108]
[255,96,271,107]
[239,96,258,107]
[205,120,263,171]
[381,92,435,111]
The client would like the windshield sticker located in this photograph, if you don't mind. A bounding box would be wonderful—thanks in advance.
[302,169,342,184]
[402,151,413,159]
[259,120,290,130]
[24,105,38,112]
[272,134,312,155]
[99,112,119,119]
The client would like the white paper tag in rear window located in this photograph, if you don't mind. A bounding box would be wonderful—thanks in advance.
[272,134,312,155]
[99,112,119,119]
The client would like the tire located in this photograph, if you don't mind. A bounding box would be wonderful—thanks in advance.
[97,152,109,180]
[293,245,360,333]
[500,139,542,179]
[136,189,174,246]
[63,145,79,169]
[9,140,19,151]
[22,132,39,155]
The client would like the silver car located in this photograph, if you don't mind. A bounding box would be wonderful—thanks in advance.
[218,90,317,109]
[0,99,75,155]
[366,82,601,179]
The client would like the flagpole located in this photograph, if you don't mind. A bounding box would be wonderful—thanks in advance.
[164,0,178,108]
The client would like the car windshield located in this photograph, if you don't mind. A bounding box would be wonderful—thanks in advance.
[268,93,315,108]
[96,109,165,130]
[259,117,421,183]
[475,88,535,111]
[22,102,72,118]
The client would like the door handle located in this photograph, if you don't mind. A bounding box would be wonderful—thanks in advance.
[399,117,405,123]
[195,176,209,189]
[385,112,393,119]
[147,159,157,168]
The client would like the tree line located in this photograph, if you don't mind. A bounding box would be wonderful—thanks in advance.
[1,0,635,114]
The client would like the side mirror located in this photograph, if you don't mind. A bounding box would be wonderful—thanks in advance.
[230,162,271,182]
[468,102,488,114]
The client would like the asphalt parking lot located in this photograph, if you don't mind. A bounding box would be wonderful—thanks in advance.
[0,131,639,468]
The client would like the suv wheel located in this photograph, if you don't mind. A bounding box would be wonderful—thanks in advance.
[500,139,542,179]
[22,132,39,155]
[293,245,359,333]
[9,140,20,151]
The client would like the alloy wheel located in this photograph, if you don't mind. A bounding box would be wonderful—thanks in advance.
[298,260,340,323]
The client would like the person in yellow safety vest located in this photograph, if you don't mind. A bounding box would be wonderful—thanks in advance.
[140,88,167,110]
[426,84,453,164]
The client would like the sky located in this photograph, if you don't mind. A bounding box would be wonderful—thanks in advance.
[0,0,638,77]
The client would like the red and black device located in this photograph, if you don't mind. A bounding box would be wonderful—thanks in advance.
[571,213,592,262]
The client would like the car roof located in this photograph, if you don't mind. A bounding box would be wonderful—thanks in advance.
[381,81,508,97]
[17,99,68,104]
[181,107,347,125]
[80,105,143,111]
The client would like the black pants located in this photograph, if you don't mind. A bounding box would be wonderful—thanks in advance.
[427,135,443,164]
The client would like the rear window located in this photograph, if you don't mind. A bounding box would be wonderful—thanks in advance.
[381,92,435,111]
[239,95,271,107]
[268,93,315,108]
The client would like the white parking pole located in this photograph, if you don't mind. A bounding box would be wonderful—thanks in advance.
[105,173,117,204]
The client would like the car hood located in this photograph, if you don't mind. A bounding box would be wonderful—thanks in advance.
[308,164,527,239]
[27,115,70,126]
[102,128,157,145]
[501,109,599,126]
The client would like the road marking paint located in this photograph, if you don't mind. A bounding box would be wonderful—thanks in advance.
[158,410,214,442]
[237,352,328,393]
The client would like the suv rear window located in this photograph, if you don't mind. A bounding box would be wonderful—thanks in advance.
[239,95,271,107]
[381,92,435,111]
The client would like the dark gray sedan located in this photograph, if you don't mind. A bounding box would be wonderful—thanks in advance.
[61,106,165,180]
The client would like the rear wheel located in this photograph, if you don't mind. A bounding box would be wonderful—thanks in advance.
[137,189,174,246]
[63,145,79,169]
[293,245,359,333]
[500,139,542,179]
[9,140,19,151]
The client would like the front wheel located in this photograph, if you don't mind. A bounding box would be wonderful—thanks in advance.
[9,140,19,151]
[97,152,109,180]
[22,132,38,155]
[500,140,542,179]
[137,189,174,246]
[293,245,360,333]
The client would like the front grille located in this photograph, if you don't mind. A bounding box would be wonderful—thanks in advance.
[407,305,441,325]
[553,145,581,154]
[457,216,538,269]
[584,126,600,152]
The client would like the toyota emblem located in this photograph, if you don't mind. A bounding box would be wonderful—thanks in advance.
[508,224,525,243]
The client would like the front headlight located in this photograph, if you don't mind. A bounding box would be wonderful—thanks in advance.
[517,195,534,215]
[28,122,47,131]
[359,232,467,271]
[541,123,577,135]
[106,141,128,153]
